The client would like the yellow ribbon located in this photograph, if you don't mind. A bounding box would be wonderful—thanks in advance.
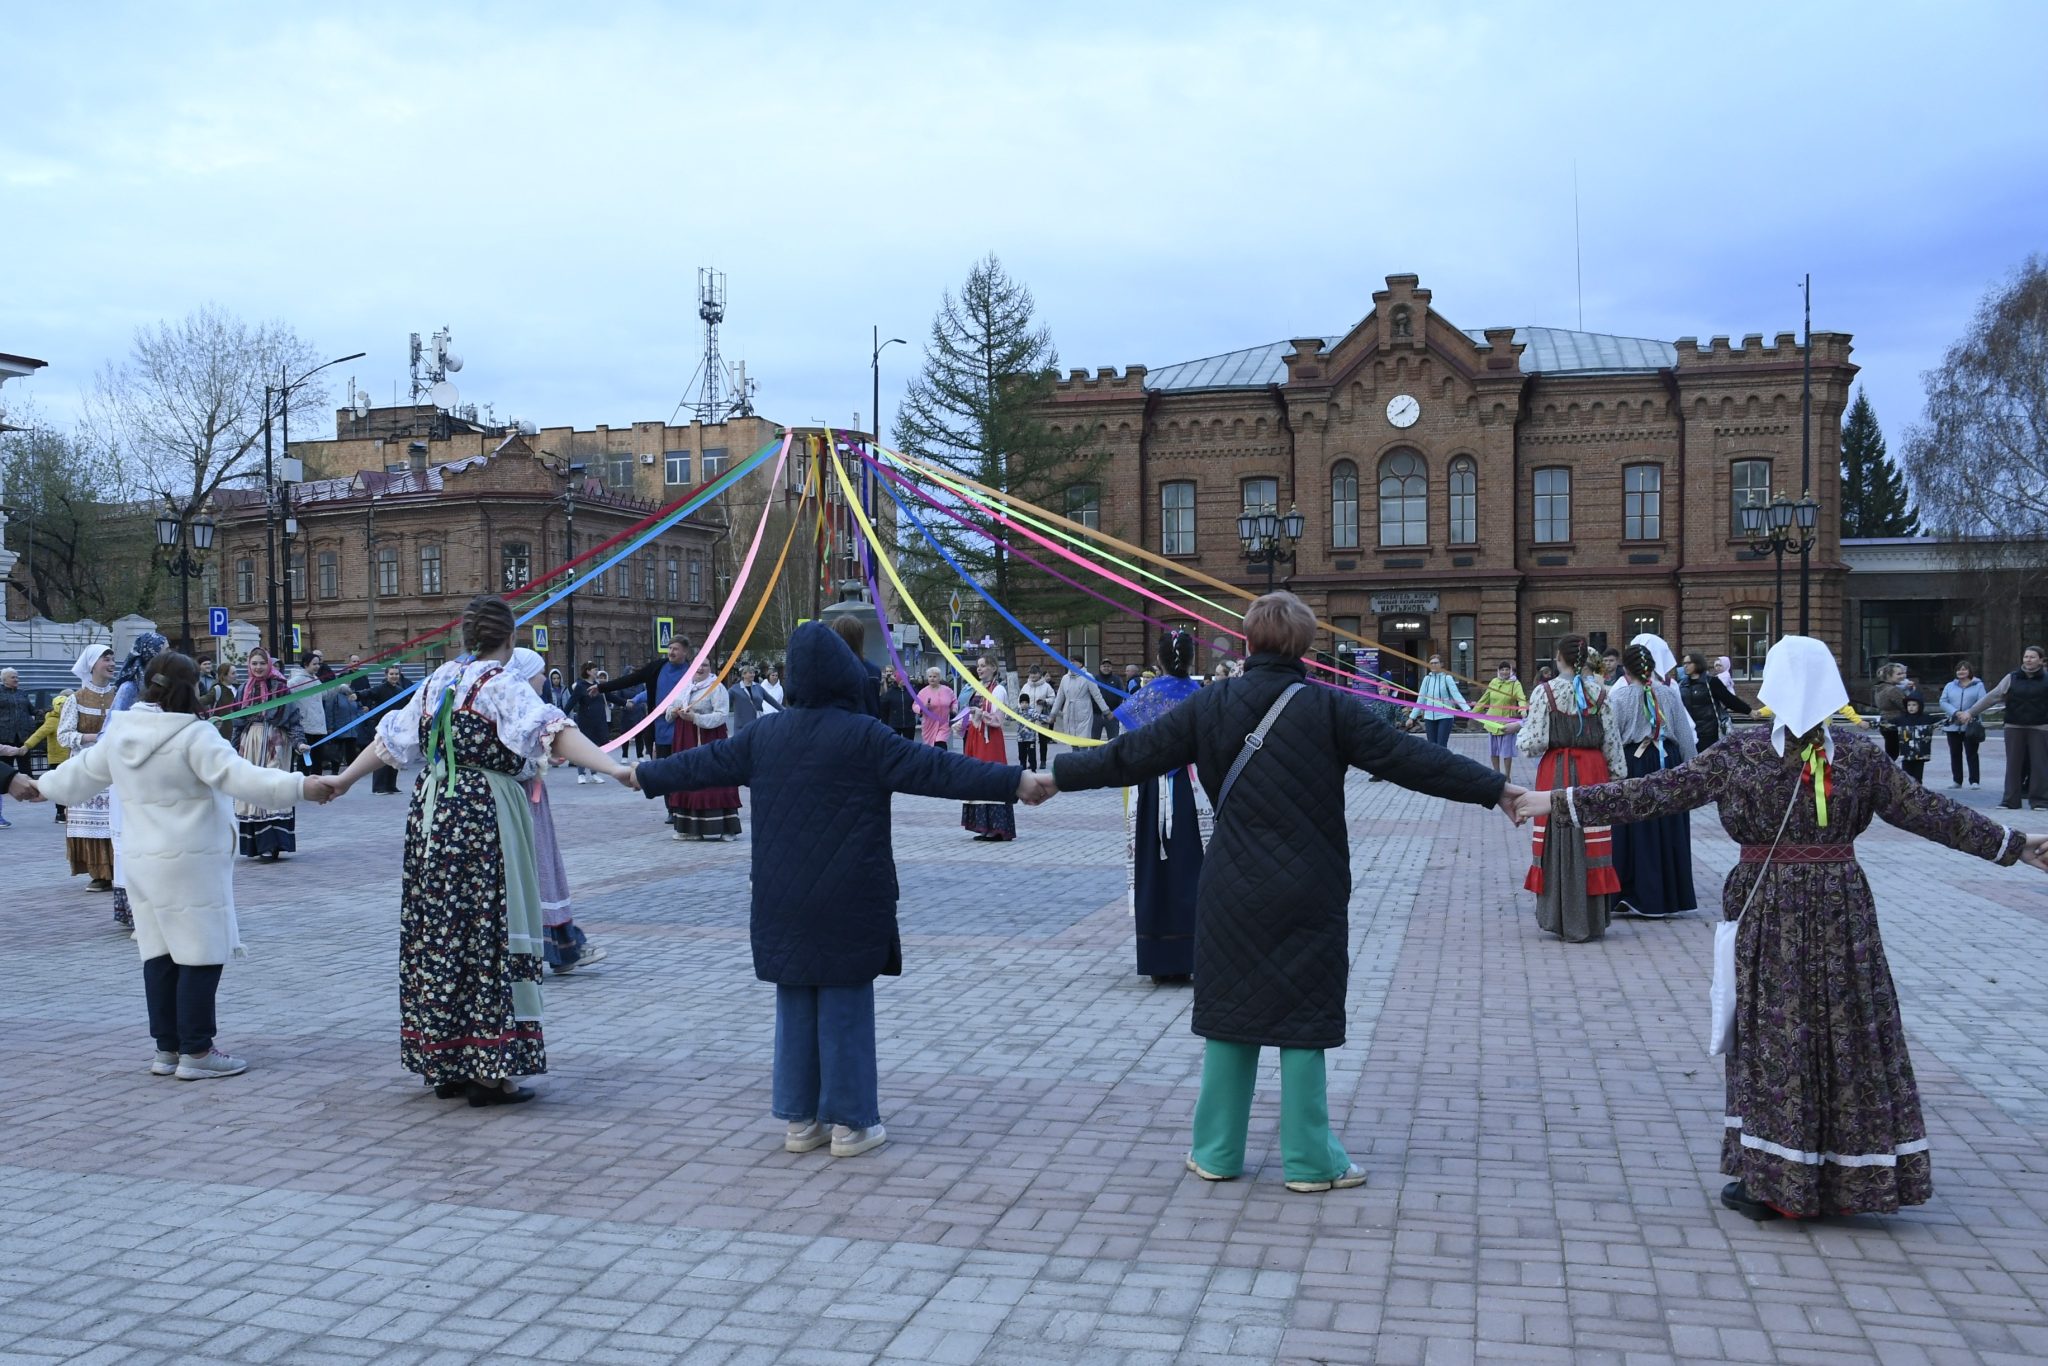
[1803,741,1830,828]
[827,441,1102,748]
[714,484,809,686]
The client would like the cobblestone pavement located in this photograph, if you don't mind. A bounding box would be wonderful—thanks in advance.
[4,731,2048,1364]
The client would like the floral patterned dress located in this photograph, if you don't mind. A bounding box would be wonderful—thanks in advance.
[1560,727,2024,1216]
[377,659,570,1085]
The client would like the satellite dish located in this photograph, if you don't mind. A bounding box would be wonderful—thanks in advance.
[429,380,459,410]
[351,391,372,419]
[442,352,463,374]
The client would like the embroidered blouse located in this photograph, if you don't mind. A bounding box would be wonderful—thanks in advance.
[1515,674,1628,774]
[376,658,571,766]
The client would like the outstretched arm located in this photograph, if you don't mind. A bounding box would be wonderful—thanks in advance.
[551,725,633,780]
[876,730,1022,803]
[188,727,306,809]
[1051,695,1195,793]
[1871,744,2027,863]
[1339,694,1506,807]
[1534,740,1734,826]
[636,728,753,798]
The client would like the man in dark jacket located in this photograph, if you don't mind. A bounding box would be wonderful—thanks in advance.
[1053,591,1523,1194]
[603,637,688,719]
[359,664,409,793]
[634,622,1043,1160]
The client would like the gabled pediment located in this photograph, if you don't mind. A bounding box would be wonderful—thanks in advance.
[1285,274,1525,393]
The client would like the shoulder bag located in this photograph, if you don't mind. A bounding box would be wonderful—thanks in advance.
[1216,682,1306,813]
[1709,777,1802,1057]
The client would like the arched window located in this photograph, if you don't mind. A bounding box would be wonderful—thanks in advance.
[1378,449,1428,547]
[1448,457,1477,545]
[1331,460,1359,549]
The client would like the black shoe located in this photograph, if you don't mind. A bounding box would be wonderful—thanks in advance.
[433,1081,466,1099]
[1150,974,1193,985]
[466,1081,535,1107]
[1999,802,2023,810]
[1720,1181,1782,1221]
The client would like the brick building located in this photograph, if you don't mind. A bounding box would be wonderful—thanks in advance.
[1039,274,1855,692]
[211,433,721,673]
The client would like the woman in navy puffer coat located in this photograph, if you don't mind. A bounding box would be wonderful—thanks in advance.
[635,621,1025,1158]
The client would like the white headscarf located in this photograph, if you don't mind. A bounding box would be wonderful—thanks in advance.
[1713,655,1736,690]
[1756,635,1848,758]
[1628,633,1679,683]
[508,648,546,683]
[71,643,112,688]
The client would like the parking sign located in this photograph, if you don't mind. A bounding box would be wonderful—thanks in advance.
[208,607,229,637]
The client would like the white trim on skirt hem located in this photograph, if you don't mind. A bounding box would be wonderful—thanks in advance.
[1724,1116,1931,1168]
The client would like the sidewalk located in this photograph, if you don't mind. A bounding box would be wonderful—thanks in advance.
[1,733,2045,1363]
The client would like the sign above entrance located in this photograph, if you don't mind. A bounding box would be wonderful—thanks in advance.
[1370,591,1439,614]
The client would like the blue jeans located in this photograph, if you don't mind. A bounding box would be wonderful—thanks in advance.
[772,983,880,1129]
[1424,717,1455,747]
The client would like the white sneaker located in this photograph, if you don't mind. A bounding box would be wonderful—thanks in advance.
[1184,1155,1235,1182]
[575,774,587,785]
[1285,1162,1368,1193]
[149,1050,178,1077]
[830,1123,887,1157]
[671,829,688,841]
[574,944,608,969]
[176,1048,248,1080]
[785,1120,830,1153]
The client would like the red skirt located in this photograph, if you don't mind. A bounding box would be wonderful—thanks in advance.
[1524,745,1621,897]
[666,720,740,813]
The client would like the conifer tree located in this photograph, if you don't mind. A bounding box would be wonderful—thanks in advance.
[1839,388,1918,538]
[893,254,1102,656]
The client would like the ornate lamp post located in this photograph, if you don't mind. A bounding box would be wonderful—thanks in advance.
[154,504,216,654]
[1237,501,1304,593]
[1740,491,1820,641]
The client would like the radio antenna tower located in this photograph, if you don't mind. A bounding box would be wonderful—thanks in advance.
[692,269,728,423]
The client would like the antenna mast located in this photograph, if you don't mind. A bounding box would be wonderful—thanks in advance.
[693,269,728,423]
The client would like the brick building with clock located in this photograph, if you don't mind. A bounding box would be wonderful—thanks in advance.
[1036,274,1856,695]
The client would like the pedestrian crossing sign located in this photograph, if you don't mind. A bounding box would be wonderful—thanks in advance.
[655,616,675,650]
[949,621,965,649]
[290,624,302,654]
[533,625,549,653]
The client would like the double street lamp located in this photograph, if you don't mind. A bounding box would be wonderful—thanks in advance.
[265,350,366,658]
[1237,502,1304,593]
[153,505,216,654]
[1739,490,1820,642]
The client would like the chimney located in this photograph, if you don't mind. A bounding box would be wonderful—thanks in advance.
[407,441,429,474]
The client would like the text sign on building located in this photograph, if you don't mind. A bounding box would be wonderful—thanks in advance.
[208,607,229,638]
[1369,591,1439,615]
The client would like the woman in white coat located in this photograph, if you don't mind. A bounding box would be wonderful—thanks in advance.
[38,652,332,1081]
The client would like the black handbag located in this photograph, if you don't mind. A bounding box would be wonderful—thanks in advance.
[1964,718,1987,743]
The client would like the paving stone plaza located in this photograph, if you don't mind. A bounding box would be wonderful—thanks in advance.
[6,734,2048,1365]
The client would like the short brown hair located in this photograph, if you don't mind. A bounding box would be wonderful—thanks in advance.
[1242,591,1317,658]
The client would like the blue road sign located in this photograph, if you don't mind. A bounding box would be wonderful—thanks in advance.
[532,625,550,653]
[208,607,229,637]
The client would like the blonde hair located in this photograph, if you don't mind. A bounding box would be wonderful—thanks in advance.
[1242,591,1318,659]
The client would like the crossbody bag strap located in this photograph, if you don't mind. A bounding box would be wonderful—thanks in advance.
[1217,682,1306,813]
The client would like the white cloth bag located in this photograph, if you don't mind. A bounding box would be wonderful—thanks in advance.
[1710,783,1803,1057]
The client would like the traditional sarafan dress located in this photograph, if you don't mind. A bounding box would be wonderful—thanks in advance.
[230,672,304,859]
[1606,674,1699,917]
[666,671,741,839]
[1516,674,1626,942]
[960,681,1016,841]
[377,658,569,1086]
[57,667,116,888]
[1553,724,2025,1217]
[1116,674,1208,979]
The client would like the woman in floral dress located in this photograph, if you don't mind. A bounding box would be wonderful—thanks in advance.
[229,647,306,860]
[1515,634,1627,942]
[331,595,634,1106]
[1518,636,2048,1220]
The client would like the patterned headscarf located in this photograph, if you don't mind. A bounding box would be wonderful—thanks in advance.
[236,647,288,709]
[114,632,168,689]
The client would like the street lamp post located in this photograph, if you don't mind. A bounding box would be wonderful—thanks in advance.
[1740,491,1820,641]
[562,462,587,672]
[871,327,906,522]
[264,350,366,657]
[153,504,216,655]
[1236,502,1304,593]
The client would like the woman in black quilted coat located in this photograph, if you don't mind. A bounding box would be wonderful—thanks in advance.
[1053,593,1517,1192]
[633,621,1032,1161]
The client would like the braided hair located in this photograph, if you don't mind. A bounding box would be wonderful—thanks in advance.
[1553,634,1590,674]
[1622,642,1658,683]
[461,593,515,657]
[1156,629,1195,679]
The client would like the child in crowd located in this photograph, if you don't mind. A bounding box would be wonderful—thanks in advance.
[1897,694,1936,786]
[631,622,1044,1158]
[35,652,333,1080]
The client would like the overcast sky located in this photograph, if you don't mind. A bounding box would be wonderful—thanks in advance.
[7,2,2046,461]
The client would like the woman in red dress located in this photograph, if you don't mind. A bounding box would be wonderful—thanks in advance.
[1514,634,1626,942]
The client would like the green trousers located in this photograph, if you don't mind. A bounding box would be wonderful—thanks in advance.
[1190,1039,1351,1183]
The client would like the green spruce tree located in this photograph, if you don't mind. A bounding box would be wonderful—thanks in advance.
[1839,388,1919,538]
[892,254,1103,656]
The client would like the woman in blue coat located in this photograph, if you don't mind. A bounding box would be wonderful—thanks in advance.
[633,622,1035,1159]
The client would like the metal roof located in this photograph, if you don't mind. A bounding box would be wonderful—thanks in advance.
[1141,324,1676,392]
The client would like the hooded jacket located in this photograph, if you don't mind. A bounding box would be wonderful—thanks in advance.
[636,623,1023,985]
[37,706,305,964]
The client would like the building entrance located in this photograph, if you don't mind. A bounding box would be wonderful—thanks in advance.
[1378,616,1429,697]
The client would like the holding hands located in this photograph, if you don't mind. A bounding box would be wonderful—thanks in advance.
[2021,834,2048,873]
[302,776,341,804]
[1509,786,1550,824]
[1017,771,1056,806]
[7,773,42,802]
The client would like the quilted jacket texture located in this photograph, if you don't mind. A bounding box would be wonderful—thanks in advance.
[1054,653,1506,1048]
[635,623,1022,987]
